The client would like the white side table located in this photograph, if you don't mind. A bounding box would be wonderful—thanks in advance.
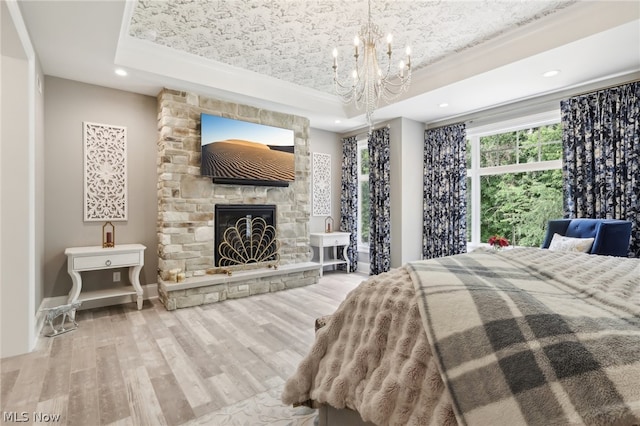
[310,232,351,277]
[64,244,146,310]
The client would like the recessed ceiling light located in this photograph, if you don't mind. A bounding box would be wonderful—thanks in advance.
[334,119,341,124]
[115,68,128,77]
[439,103,449,108]
[542,69,560,78]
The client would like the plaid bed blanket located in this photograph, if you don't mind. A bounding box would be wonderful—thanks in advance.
[407,248,640,426]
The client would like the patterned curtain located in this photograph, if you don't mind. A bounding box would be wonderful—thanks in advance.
[423,123,467,259]
[368,127,391,275]
[339,136,358,271]
[561,81,640,257]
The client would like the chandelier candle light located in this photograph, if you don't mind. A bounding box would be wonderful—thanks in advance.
[332,0,412,127]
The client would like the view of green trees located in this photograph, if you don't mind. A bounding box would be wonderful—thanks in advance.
[359,147,370,244]
[472,124,564,247]
[479,169,563,246]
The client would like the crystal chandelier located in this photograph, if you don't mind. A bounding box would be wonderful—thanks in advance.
[332,0,412,127]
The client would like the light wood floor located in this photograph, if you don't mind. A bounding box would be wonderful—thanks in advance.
[1,271,366,426]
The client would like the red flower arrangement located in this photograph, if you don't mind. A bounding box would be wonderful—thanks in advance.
[488,235,509,249]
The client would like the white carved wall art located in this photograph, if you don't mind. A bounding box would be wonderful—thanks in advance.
[83,122,128,221]
[312,152,331,216]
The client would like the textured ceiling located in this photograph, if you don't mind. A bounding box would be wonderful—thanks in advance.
[128,0,576,95]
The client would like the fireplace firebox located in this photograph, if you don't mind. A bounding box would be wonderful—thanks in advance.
[214,204,278,267]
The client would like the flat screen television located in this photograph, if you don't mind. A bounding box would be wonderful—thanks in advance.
[200,113,295,187]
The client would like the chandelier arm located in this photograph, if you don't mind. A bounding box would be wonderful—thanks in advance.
[379,76,411,90]
[381,78,411,98]
[334,73,361,100]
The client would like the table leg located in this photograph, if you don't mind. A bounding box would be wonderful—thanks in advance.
[67,269,82,320]
[67,270,82,304]
[342,244,350,273]
[129,265,144,310]
[319,246,324,277]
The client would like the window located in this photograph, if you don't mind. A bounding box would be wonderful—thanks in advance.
[467,115,563,248]
[357,139,370,249]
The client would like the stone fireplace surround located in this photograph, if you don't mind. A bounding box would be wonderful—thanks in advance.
[156,89,320,310]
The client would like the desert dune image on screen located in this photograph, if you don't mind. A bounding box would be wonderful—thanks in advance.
[201,114,295,183]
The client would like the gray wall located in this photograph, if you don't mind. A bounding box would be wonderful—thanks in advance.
[308,128,343,233]
[308,128,347,270]
[1,24,31,358]
[35,63,45,316]
[1,0,46,357]
[377,118,425,268]
[44,77,158,297]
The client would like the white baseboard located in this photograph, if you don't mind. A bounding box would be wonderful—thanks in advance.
[36,283,158,337]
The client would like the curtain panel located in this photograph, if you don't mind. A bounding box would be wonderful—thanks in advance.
[340,136,359,271]
[561,81,640,257]
[423,123,467,259]
[368,127,391,275]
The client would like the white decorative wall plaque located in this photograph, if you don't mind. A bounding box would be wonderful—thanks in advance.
[83,122,128,221]
[312,152,331,216]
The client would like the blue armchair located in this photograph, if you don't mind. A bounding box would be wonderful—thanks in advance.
[541,218,632,257]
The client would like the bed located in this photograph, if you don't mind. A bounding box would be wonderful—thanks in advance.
[282,247,640,425]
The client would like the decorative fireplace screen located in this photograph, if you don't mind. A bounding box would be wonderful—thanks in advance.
[215,205,279,268]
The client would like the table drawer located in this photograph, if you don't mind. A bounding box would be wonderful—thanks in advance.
[311,234,350,246]
[74,252,140,270]
[330,235,350,246]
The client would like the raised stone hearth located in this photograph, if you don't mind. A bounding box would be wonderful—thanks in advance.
[158,263,320,310]
[156,89,317,309]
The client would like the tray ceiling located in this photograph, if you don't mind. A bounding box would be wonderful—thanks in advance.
[128,0,576,95]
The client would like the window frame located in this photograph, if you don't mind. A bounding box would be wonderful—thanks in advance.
[466,111,562,249]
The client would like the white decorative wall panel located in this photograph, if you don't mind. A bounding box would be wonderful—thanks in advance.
[83,122,128,221]
[312,152,331,217]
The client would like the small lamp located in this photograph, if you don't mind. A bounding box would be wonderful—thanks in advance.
[325,216,334,233]
[102,221,115,248]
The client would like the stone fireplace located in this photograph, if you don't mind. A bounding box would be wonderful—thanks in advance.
[155,89,320,310]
